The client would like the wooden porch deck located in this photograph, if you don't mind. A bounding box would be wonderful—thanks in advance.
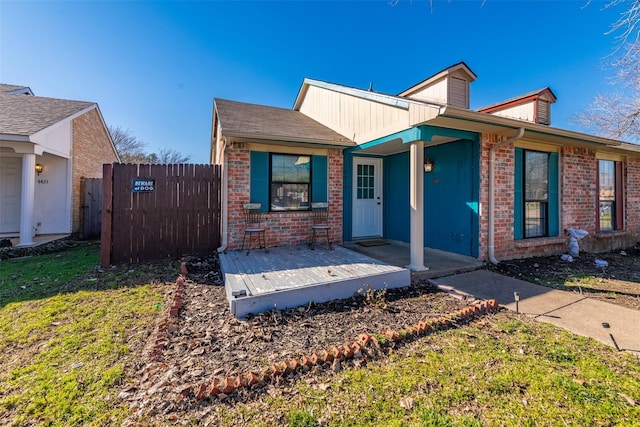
[219,245,410,317]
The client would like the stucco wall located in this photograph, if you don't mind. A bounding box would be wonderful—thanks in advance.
[71,108,118,232]
[480,133,640,260]
[225,142,343,250]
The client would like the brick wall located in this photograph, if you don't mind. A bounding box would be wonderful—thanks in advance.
[481,133,640,260]
[71,108,118,232]
[626,156,640,233]
[224,143,343,250]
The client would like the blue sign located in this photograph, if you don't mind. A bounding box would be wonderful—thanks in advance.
[132,178,155,193]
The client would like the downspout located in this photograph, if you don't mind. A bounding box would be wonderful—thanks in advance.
[217,139,228,253]
[488,128,524,265]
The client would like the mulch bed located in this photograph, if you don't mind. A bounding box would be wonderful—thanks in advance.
[489,244,640,311]
[120,253,474,424]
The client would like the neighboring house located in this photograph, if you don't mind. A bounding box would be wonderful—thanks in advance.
[211,63,640,267]
[0,84,119,246]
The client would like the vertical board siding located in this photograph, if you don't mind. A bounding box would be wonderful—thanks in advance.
[104,163,221,265]
[299,85,421,145]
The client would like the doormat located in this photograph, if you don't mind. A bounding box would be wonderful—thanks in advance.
[356,239,390,247]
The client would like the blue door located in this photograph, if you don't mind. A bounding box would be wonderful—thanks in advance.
[423,140,477,257]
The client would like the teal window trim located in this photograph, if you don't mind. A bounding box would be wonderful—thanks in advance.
[250,151,269,212]
[311,155,328,203]
[514,148,523,240]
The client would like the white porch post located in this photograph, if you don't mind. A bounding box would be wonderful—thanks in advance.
[18,153,36,246]
[407,140,427,271]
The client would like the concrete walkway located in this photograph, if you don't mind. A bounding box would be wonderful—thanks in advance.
[430,270,640,357]
[342,240,483,279]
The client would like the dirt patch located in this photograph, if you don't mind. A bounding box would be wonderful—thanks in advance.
[120,253,473,424]
[489,244,640,311]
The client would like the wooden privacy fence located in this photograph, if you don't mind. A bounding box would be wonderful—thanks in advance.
[80,177,103,239]
[101,163,221,266]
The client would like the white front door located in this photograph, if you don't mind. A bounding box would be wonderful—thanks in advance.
[0,157,22,233]
[352,157,383,238]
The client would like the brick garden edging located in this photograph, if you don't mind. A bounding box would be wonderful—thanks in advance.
[147,273,501,400]
[149,275,185,363]
[192,298,501,400]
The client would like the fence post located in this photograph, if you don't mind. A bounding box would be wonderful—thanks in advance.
[100,163,113,268]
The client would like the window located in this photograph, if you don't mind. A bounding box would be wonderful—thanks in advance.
[524,151,549,238]
[514,148,559,240]
[270,154,310,211]
[249,151,328,212]
[356,163,375,200]
[597,159,623,232]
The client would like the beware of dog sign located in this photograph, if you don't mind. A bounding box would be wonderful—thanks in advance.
[132,178,155,193]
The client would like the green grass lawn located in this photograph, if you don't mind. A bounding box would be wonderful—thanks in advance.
[209,316,640,427]
[1,244,639,427]
[0,243,169,426]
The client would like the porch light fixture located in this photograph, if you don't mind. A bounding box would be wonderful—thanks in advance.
[35,163,43,175]
[424,158,435,173]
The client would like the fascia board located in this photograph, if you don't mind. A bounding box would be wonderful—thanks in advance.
[439,106,627,148]
[0,134,31,142]
[225,131,355,148]
[295,78,411,110]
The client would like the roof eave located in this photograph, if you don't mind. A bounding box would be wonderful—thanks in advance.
[6,87,34,95]
[478,87,558,113]
[293,79,310,111]
[0,133,31,142]
[224,131,354,148]
[435,106,640,153]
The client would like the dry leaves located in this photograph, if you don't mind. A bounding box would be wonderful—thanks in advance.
[121,253,469,425]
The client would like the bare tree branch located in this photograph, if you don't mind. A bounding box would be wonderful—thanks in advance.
[108,125,192,163]
[108,125,147,164]
[155,148,192,164]
[576,0,640,143]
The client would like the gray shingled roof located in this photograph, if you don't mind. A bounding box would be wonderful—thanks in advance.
[215,98,351,145]
[0,83,30,93]
[0,92,94,137]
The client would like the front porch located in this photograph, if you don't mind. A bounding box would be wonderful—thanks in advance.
[220,244,410,317]
[219,241,482,317]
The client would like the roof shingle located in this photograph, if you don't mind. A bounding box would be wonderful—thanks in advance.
[0,92,94,137]
[215,98,351,145]
[0,83,31,94]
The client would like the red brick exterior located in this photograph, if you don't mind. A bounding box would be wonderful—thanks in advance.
[71,108,118,232]
[626,156,640,234]
[224,142,343,250]
[480,133,640,261]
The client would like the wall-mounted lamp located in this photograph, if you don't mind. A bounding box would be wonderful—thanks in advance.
[424,158,435,173]
[35,163,43,176]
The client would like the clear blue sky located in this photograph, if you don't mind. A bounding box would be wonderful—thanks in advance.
[0,1,625,163]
